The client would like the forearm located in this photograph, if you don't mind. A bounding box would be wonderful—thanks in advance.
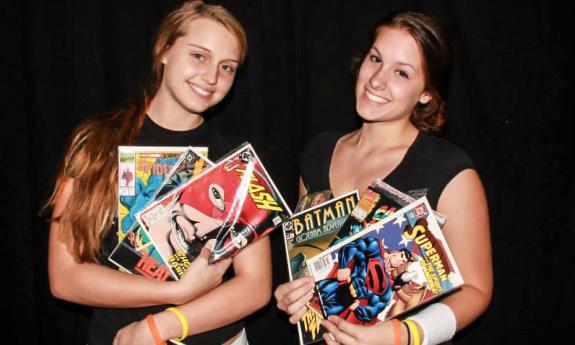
[49,257,178,307]
[48,221,179,307]
[440,283,492,331]
[153,238,272,340]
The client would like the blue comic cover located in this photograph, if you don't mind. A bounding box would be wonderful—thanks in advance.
[110,146,211,281]
[307,196,462,325]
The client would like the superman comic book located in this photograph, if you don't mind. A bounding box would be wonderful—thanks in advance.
[307,196,463,326]
[282,190,359,345]
[136,142,292,279]
[329,179,446,246]
[110,147,211,280]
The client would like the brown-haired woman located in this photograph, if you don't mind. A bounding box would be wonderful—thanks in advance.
[274,11,492,345]
[46,2,268,344]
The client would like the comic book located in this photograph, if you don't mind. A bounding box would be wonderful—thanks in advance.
[136,142,292,279]
[294,190,333,213]
[307,196,463,326]
[329,179,446,246]
[110,147,212,280]
[282,190,359,345]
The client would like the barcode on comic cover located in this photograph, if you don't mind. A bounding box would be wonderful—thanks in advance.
[312,255,334,275]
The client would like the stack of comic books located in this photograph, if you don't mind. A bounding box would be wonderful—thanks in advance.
[282,180,460,344]
[111,143,292,284]
[109,146,212,280]
[282,191,359,345]
[307,196,463,326]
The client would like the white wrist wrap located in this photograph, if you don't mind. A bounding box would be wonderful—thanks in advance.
[407,303,456,345]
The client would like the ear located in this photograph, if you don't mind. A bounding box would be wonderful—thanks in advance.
[160,45,171,65]
[419,91,432,105]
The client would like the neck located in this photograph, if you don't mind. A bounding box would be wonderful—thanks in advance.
[353,120,419,150]
[147,90,204,131]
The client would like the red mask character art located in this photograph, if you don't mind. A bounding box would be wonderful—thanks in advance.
[168,148,279,263]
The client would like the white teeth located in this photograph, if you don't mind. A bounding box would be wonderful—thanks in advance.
[191,84,211,96]
[366,90,386,103]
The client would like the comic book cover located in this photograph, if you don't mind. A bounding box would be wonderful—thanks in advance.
[307,197,463,326]
[294,190,333,213]
[282,190,358,345]
[110,147,212,280]
[329,179,446,246]
[136,142,292,279]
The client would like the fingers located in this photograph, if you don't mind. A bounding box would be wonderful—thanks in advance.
[288,305,308,324]
[323,331,340,345]
[322,318,356,345]
[328,315,358,337]
[275,277,315,313]
[274,276,314,303]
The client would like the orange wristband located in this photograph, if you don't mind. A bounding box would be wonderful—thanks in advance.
[391,318,401,345]
[146,314,167,345]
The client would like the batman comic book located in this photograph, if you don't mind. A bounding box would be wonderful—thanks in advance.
[282,190,359,345]
[110,147,211,280]
[136,142,292,279]
[307,197,463,326]
[329,179,446,246]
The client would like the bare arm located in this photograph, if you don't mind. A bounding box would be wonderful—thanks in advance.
[435,168,493,330]
[114,235,273,344]
[48,179,230,307]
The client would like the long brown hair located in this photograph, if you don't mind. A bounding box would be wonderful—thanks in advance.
[46,1,247,263]
[373,11,451,134]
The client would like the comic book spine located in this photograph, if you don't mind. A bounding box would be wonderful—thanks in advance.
[307,197,463,326]
[282,191,359,345]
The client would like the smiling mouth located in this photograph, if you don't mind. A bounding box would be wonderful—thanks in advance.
[365,90,388,104]
[189,83,213,98]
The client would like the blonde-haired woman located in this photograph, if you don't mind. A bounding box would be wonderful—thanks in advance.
[47,2,269,344]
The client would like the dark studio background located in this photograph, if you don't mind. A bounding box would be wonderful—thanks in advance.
[2,0,572,344]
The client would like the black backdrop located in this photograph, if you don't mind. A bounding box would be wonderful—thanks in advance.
[2,0,572,344]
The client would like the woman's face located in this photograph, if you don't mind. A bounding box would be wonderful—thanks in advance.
[160,17,241,115]
[355,27,431,123]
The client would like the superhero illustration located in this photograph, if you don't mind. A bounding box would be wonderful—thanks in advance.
[309,197,463,326]
[316,237,417,324]
[137,144,291,278]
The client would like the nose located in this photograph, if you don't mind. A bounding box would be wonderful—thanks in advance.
[369,66,387,90]
[201,63,218,85]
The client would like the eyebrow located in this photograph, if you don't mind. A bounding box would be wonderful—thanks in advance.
[187,43,240,64]
[370,46,417,72]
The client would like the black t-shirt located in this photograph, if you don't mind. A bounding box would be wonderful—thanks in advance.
[299,130,474,209]
[88,116,244,345]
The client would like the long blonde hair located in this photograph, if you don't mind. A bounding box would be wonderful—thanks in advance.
[46,1,247,263]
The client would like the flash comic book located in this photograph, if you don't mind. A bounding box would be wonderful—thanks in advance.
[282,190,358,345]
[307,197,463,326]
[110,147,212,280]
[294,190,333,213]
[329,179,446,246]
[136,142,292,279]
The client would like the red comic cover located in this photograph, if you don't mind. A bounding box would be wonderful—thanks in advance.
[136,142,292,278]
[109,147,212,280]
[307,197,463,326]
